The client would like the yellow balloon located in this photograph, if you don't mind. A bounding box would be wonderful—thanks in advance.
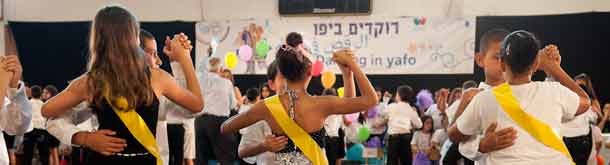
[225,51,238,69]
[321,70,336,89]
[337,87,345,97]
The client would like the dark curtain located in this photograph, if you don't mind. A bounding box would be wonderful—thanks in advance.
[10,12,609,110]
[10,21,195,90]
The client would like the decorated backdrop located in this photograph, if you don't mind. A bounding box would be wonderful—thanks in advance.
[195,17,476,75]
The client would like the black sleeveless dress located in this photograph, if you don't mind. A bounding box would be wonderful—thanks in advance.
[276,128,327,154]
[87,97,159,164]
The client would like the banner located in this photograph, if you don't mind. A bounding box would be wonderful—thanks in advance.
[195,17,475,75]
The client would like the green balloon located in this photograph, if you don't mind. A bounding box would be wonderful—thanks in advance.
[414,18,420,25]
[357,127,371,142]
[256,40,270,58]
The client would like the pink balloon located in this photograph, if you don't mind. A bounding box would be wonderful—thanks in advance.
[239,45,253,61]
[345,113,360,123]
[311,60,324,77]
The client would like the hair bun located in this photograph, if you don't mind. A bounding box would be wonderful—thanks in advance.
[276,45,311,82]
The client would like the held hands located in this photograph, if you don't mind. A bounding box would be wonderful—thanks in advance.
[538,44,561,72]
[163,33,193,62]
[262,135,288,152]
[83,129,127,156]
[0,55,22,88]
[332,49,357,69]
[438,88,450,113]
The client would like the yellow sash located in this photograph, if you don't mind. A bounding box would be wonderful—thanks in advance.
[104,92,162,165]
[263,95,328,165]
[491,83,573,164]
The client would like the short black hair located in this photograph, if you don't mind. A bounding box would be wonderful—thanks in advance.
[44,85,59,97]
[500,30,541,74]
[139,29,155,48]
[322,88,337,96]
[266,60,279,81]
[30,85,42,99]
[397,85,414,102]
[462,80,478,90]
[245,88,260,102]
[286,32,303,47]
[479,29,510,55]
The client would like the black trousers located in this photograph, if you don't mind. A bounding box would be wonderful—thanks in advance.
[563,127,593,165]
[23,128,51,165]
[442,142,474,165]
[71,147,88,165]
[325,136,345,165]
[195,115,238,165]
[168,124,185,165]
[387,133,413,165]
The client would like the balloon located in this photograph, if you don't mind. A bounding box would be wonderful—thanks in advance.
[357,127,371,142]
[365,137,382,148]
[420,17,427,25]
[345,113,359,123]
[311,60,324,77]
[255,40,270,58]
[337,87,345,97]
[414,18,420,25]
[366,106,379,118]
[320,71,336,89]
[238,45,253,61]
[597,154,604,165]
[346,143,364,161]
[225,51,238,69]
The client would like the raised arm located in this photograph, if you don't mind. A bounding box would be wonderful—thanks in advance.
[1,55,32,135]
[339,64,355,98]
[159,34,204,113]
[221,102,267,134]
[41,76,88,118]
[321,49,378,115]
[540,45,590,115]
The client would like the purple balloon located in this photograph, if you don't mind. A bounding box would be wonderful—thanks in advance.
[366,106,379,118]
[416,89,434,111]
[366,137,382,148]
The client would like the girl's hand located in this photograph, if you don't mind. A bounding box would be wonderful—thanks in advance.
[332,49,356,69]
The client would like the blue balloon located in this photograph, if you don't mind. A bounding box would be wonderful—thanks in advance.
[346,143,364,161]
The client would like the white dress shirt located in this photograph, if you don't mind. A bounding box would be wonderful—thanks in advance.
[0,82,33,165]
[457,82,492,165]
[29,98,45,129]
[196,72,236,117]
[456,82,580,165]
[560,109,597,138]
[382,102,422,135]
[324,115,343,137]
[166,62,197,159]
[237,107,278,165]
[425,104,447,130]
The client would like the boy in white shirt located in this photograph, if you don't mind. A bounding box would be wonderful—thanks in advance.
[449,30,591,165]
[379,85,422,165]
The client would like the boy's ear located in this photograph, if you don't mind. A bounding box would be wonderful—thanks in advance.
[475,52,485,68]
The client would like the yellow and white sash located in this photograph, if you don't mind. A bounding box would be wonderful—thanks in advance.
[491,83,573,164]
[263,95,328,165]
[104,91,162,165]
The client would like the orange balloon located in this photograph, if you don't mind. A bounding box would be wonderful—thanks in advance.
[321,71,336,89]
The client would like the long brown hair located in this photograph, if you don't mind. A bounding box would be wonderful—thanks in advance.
[87,6,154,110]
